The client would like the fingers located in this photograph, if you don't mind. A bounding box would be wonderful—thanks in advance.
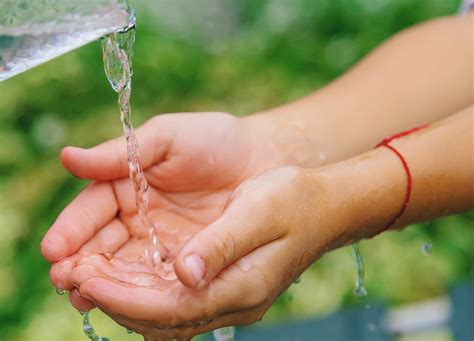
[109,307,258,340]
[72,260,269,326]
[173,182,284,288]
[74,252,274,339]
[79,219,129,254]
[60,116,174,181]
[49,219,129,290]
[72,255,164,288]
[50,256,79,290]
[69,239,293,335]
[70,224,300,337]
[69,289,96,312]
[41,182,118,262]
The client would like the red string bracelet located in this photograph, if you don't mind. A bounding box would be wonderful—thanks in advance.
[375,124,429,233]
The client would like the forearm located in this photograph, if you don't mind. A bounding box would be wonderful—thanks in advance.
[312,106,473,247]
[245,13,473,168]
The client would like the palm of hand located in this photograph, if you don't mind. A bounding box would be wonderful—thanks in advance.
[103,112,259,278]
[95,169,236,282]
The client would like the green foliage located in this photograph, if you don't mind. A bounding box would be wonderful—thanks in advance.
[0,0,469,340]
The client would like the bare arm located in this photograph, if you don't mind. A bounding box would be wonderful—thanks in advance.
[245,12,473,168]
[172,106,474,296]
[317,105,474,243]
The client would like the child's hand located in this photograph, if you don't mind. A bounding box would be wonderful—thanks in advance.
[65,167,333,339]
[41,112,278,310]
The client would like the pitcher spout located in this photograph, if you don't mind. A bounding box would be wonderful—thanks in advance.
[0,0,135,81]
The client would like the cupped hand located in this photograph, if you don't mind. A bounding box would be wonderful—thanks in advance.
[62,166,335,340]
[40,112,277,331]
[41,112,336,340]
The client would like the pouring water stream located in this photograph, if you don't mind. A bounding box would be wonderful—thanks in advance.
[94,4,234,339]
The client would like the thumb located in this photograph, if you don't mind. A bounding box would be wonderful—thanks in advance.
[60,116,174,181]
[174,186,285,289]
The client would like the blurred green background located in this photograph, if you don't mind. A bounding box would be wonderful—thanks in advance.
[0,0,472,340]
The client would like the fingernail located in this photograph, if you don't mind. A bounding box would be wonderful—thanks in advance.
[184,254,205,285]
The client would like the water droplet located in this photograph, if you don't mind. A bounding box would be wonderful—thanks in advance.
[213,326,235,341]
[355,285,368,298]
[81,311,110,341]
[126,328,134,334]
[237,259,252,272]
[198,319,214,326]
[288,292,294,302]
[56,288,65,295]
[422,242,432,255]
[352,242,368,298]
[153,250,160,262]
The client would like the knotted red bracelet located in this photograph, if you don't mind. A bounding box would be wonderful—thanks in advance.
[375,124,430,232]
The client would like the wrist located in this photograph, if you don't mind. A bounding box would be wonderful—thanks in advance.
[309,147,407,248]
[241,107,328,169]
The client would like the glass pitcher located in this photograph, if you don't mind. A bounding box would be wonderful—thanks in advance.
[0,0,135,81]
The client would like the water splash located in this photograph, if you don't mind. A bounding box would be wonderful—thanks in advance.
[352,242,367,297]
[213,327,235,341]
[81,311,110,341]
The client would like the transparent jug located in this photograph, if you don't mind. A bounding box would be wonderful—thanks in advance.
[0,0,135,81]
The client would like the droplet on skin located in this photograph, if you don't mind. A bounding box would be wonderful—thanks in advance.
[126,328,134,334]
[56,288,65,295]
[198,319,214,326]
[237,259,252,272]
[152,251,161,266]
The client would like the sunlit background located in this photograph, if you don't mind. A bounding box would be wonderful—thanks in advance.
[0,0,472,340]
